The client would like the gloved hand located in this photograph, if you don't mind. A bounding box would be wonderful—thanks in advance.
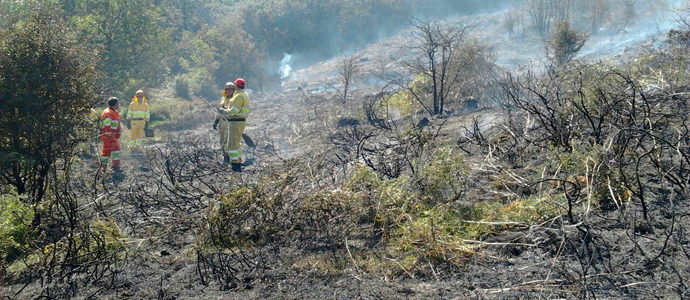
[213,119,219,130]
[144,122,149,130]
[216,108,229,120]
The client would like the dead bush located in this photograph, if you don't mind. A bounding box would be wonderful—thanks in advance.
[5,164,127,299]
[456,53,690,297]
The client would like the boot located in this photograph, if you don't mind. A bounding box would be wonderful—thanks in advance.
[112,167,125,182]
[223,154,230,165]
[231,163,242,173]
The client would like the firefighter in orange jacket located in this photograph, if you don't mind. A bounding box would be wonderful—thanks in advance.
[99,97,123,173]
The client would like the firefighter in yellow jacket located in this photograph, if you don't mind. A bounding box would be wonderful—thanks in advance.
[214,78,250,172]
[125,90,151,148]
[214,82,235,165]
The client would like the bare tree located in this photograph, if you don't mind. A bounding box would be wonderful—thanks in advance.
[646,0,671,35]
[504,8,526,38]
[336,54,360,104]
[527,0,554,36]
[552,0,573,22]
[668,3,690,47]
[621,0,638,26]
[404,18,471,115]
[585,0,611,33]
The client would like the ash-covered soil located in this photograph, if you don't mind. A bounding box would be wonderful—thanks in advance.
[3,7,688,300]
[6,83,687,299]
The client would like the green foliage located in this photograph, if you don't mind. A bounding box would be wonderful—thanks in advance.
[345,165,414,235]
[238,0,402,58]
[176,31,219,98]
[414,148,468,204]
[356,148,554,269]
[386,205,478,267]
[238,0,513,59]
[2,0,515,96]
[147,99,201,129]
[372,194,558,272]
[201,146,557,276]
[451,40,497,104]
[174,77,191,100]
[0,189,34,264]
[385,91,416,117]
[206,187,259,249]
[350,148,560,272]
[206,22,265,91]
[384,75,430,117]
[0,7,100,203]
[87,217,125,251]
[469,197,559,235]
[500,46,690,224]
[69,0,173,92]
[14,217,127,274]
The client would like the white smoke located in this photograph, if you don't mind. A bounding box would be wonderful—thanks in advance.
[279,53,293,79]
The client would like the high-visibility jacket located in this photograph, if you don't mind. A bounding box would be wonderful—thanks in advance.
[219,89,250,118]
[216,95,228,122]
[100,107,122,139]
[126,96,150,121]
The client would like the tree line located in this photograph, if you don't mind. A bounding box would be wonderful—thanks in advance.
[0,0,512,99]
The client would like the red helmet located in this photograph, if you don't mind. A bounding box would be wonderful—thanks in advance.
[234,78,246,89]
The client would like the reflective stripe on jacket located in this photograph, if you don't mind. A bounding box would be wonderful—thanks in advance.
[100,107,121,138]
[220,89,250,118]
[126,98,150,121]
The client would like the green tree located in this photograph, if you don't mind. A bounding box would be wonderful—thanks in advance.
[0,0,29,30]
[0,8,100,205]
[177,29,220,99]
[206,17,266,90]
[69,0,172,92]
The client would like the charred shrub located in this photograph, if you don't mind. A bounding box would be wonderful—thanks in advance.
[198,187,269,290]
[11,167,129,299]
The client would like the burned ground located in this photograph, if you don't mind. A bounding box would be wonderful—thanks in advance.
[3,6,690,300]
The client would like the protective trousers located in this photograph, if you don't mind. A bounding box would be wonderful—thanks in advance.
[220,120,245,163]
[129,120,146,147]
[219,120,231,154]
[100,137,121,169]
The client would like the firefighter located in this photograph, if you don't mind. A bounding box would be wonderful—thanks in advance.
[214,82,236,165]
[125,90,150,149]
[215,78,250,172]
[99,97,123,174]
